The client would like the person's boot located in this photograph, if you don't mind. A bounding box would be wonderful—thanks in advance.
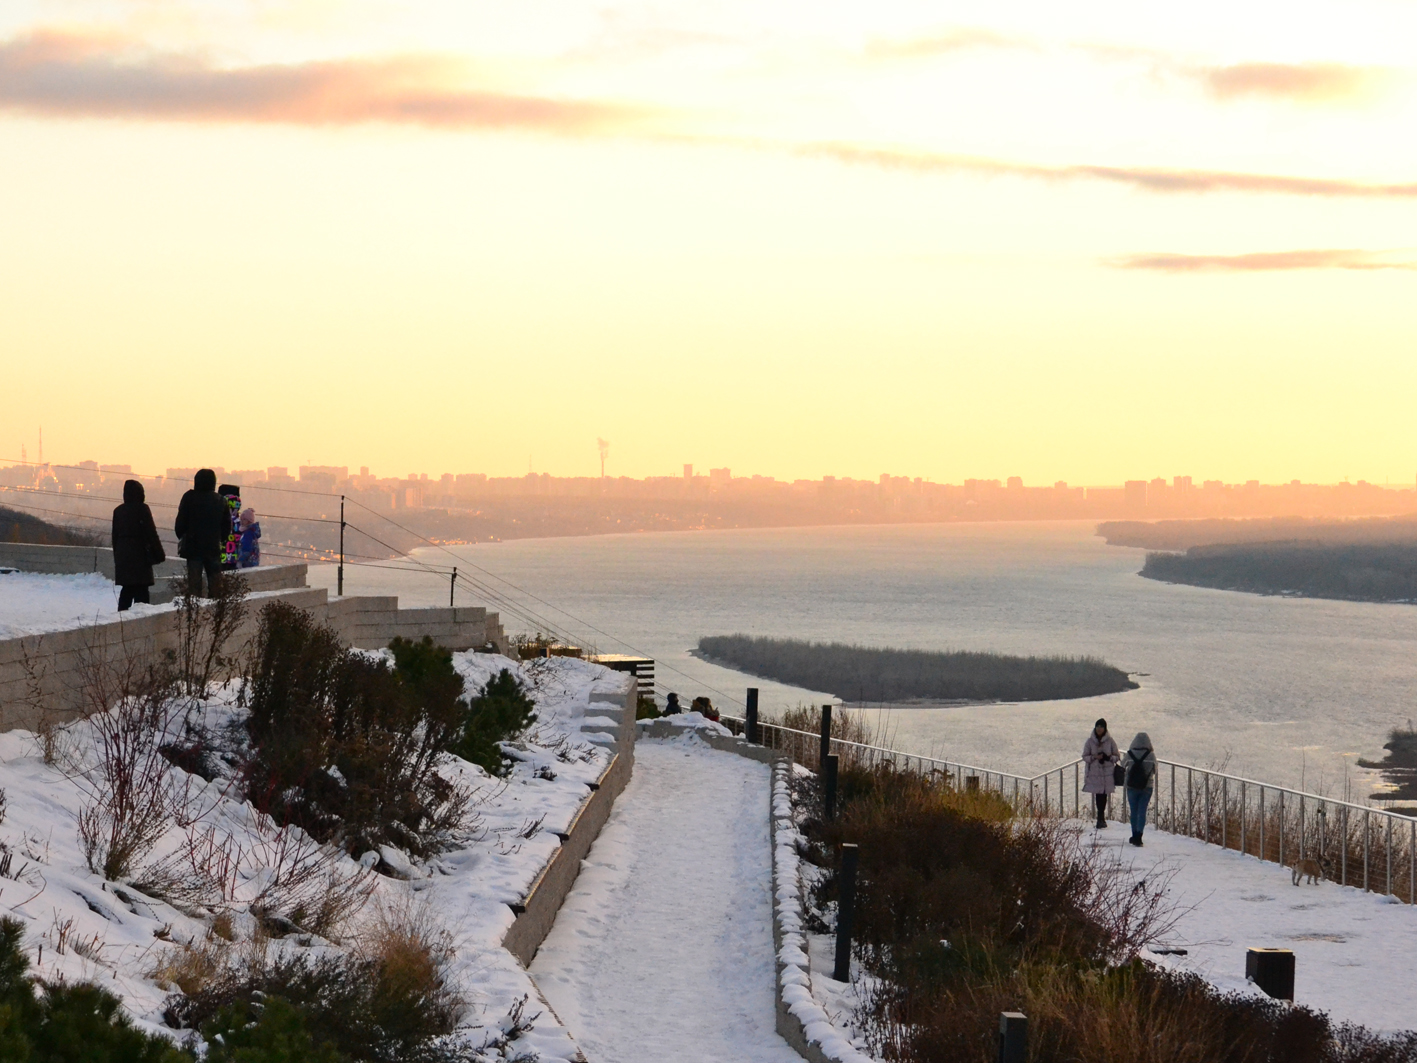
[1095,814,1107,829]
[1129,834,1143,847]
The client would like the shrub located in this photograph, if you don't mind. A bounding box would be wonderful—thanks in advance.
[168,939,463,1063]
[812,766,1417,1063]
[201,999,343,1063]
[450,670,536,777]
[241,605,472,857]
[0,916,191,1062]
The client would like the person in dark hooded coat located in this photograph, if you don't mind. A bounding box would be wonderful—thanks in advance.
[111,479,165,610]
[174,468,229,597]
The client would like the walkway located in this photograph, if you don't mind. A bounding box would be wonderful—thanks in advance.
[530,738,802,1063]
[1096,825,1417,1033]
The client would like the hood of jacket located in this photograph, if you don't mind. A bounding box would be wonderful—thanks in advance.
[194,468,217,492]
[1129,732,1153,754]
[122,479,145,505]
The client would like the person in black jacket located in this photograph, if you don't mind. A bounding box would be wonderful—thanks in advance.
[174,468,229,598]
[111,479,165,610]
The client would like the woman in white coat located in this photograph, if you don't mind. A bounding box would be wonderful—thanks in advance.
[1081,718,1119,829]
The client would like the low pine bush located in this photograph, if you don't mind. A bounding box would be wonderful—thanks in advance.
[0,917,191,1062]
[450,670,536,777]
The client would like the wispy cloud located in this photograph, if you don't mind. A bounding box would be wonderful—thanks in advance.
[1110,249,1417,272]
[1197,62,1382,103]
[863,27,1028,61]
[0,31,635,131]
[795,142,1417,199]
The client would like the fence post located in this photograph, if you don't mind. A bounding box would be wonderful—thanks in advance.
[746,687,759,745]
[825,754,840,822]
[819,705,833,771]
[1364,810,1370,893]
[834,843,859,982]
[998,1012,1028,1063]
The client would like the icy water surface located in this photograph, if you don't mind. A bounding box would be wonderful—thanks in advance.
[308,521,1417,796]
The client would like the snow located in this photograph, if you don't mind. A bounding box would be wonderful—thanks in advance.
[0,571,169,637]
[530,733,803,1063]
[1092,824,1417,1034]
[0,650,634,1061]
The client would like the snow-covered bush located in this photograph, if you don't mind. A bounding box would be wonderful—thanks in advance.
[241,604,476,857]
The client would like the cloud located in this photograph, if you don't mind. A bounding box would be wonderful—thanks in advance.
[794,142,1417,199]
[863,27,1029,61]
[1198,62,1381,103]
[1110,249,1417,272]
[0,31,633,131]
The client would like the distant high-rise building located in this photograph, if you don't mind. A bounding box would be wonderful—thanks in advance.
[709,467,731,487]
[1124,480,1147,509]
[1173,475,1193,491]
[683,464,693,480]
[1007,476,1023,490]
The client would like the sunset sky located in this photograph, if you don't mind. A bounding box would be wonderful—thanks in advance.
[3,1,1416,485]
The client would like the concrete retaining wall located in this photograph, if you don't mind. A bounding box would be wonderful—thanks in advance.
[0,547,507,731]
[502,675,638,967]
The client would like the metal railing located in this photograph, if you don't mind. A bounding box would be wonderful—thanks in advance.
[720,715,1417,905]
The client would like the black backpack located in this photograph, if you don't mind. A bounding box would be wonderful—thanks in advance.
[1126,754,1149,790]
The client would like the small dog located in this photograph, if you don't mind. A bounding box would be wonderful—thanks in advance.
[1291,856,1329,885]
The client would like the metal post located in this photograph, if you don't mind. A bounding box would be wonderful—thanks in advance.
[819,705,833,771]
[1259,786,1266,863]
[1341,806,1347,886]
[1241,781,1246,856]
[1363,810,1370,892]
[337,496,346,596]
[1074,762,1079,817]
[1205,774,1211,844]
[746,688,759,744]
[1170,764,1176,833]
[833,844,858,982]
[825,754,839,821]
[1222,777,1228,850]
[1278,790,1285,866]
[450,566,457,607]
[1386,815,1393,896]
[998,1012,1028,1063]
[1410,820,1415,905]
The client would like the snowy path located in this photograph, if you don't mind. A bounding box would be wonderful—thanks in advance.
[1096,825,1417,1033]
[531,738,802,1063]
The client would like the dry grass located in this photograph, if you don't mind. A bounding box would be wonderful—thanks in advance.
[759,703,883,771]
[150,933,229,997]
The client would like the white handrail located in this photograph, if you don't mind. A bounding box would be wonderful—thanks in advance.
[721,713,1417,904]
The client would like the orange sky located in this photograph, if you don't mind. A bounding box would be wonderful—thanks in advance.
[3,1,1415,485]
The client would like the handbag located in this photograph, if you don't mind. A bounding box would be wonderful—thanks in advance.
[1113,764,1126,787]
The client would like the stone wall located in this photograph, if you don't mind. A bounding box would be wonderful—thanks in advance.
[0,547,508,731]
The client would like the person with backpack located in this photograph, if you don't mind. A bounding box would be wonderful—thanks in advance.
[1081,718,1119,829]
[111,479,165,610]
[174,468,230,598]
[1121,732,1157,847]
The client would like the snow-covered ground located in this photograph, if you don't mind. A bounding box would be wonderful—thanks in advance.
[0,649,631,1061]
[1093,824,1417,1034]
[0,570,169,637]
[531,733,803,1063]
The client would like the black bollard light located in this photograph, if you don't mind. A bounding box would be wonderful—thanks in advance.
[1246,948,1295,1000]
[746,687,759,744]
[833,843,858,982]
[998,1012,1028,1063]
[819,704,833,770]
[824,753,839,821]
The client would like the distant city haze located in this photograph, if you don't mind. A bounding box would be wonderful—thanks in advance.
[6,458,1417,561]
